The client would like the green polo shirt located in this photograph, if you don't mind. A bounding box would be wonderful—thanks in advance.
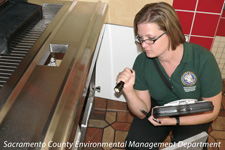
[133,42,222,106]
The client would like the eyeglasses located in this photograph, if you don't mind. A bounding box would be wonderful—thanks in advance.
[135,31,167,45]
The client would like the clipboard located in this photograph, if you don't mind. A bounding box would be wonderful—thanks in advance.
[153,99,214,118]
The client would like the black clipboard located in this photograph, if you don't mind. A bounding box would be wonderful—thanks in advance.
[153,99,214,118]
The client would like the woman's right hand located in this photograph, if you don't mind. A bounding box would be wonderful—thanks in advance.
[116,67,135,93]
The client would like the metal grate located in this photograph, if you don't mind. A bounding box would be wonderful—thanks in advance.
[0,4,62,88]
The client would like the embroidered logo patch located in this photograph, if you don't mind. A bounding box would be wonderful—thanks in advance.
[181,71,197,86]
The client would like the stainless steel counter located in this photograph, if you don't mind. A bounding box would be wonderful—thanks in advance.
[0,1,108,149]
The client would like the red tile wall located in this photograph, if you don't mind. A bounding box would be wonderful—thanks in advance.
[176,11,194,34]
[173,0,225,50]
[217,10,225,36]
[191,13,220,37]
[190,37,214,50]
[222,10,225,17]
[197,0,224,13]
[173,0,197,11]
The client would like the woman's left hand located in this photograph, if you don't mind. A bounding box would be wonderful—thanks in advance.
[148,107,177,126]
[148,115,176,126]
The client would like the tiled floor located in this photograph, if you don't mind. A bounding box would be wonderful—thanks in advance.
[84,81,225,150]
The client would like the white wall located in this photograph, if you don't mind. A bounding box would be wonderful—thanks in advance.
[95,24,141,102]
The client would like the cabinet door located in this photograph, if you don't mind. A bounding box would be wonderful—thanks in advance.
[95,24,141,102]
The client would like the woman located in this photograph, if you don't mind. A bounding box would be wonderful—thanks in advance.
[116,2,222,150]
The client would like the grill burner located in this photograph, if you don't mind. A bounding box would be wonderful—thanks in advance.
[0,3,62,88]
[0,1,108,147]
[0,0,42,54]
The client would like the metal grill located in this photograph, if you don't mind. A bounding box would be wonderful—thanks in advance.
[0,4,62,88]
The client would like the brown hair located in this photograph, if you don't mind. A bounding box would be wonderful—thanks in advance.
[134,2,185,50]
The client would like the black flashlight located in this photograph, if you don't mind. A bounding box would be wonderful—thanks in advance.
[114,69,133,93]
[114,81,125,93]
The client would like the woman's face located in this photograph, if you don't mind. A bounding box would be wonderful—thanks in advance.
[137,23,169,58]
